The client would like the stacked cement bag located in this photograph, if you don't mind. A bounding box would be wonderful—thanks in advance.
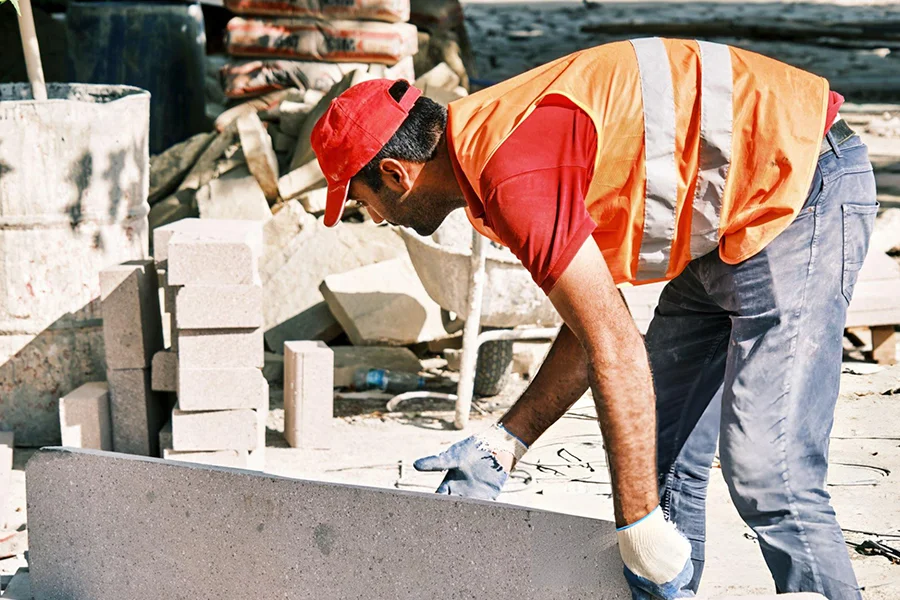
[223,0,417,99]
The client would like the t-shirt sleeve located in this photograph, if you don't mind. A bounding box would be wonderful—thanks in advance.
[478,100,598,295]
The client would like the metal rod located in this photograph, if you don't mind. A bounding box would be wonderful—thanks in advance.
[16,0,47,101]
[453,229,488,430]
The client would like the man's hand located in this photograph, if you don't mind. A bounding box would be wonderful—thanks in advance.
[619,507,694,598]
[413,423,528,500]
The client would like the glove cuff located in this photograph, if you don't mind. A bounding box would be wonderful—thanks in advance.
[475,423,529,463]
[616,506,691,585]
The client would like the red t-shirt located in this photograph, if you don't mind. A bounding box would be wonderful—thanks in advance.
[460,91,845,295]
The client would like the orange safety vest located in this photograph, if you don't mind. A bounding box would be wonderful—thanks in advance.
[448,38,829,285]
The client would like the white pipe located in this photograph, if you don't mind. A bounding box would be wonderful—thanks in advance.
[16,0,47,101]
[453,230,488,430]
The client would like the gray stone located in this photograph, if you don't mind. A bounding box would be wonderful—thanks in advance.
[26,448,626,600]
[151,351,177,393]
[58,382,112,451]
[262,220,405,350]
[177,328,264,370]
[177,368,268,411]
[284,341,333,449]
[332,346,422,388]
[2,568,31,600]
[100,261,164,370]
[171,406,261,451]
[175,284,263,330]
[0,431,12,530]
[107,369,169,457]
[320,257,446,346]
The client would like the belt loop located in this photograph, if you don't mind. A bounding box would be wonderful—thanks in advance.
[827,130,843,158]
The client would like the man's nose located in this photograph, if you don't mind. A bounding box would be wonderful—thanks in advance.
[367,207,385,224]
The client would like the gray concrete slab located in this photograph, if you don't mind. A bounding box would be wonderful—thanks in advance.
[26,448,626,600]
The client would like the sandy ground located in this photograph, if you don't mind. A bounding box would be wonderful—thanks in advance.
[4,360,899,597]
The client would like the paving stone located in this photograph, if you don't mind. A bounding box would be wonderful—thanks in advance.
[284,341,333,449]
[151,351,177,393]
[177,368,268,411]
[58,382,112,451]
[153,218,264,267]
[107,369,170,457]
[320,257,446,346]
[26,448,626,600]
[175,285,263,330]
[332,346,422,388]
[171,406,261,451]
[2,568,31,600]
[166,220,264,286]
[177,328,264,370]
[100,260,164,370]
[0,431,12,530]
[262,220,404,351]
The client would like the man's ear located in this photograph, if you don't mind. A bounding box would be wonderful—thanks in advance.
[379,158,417,194]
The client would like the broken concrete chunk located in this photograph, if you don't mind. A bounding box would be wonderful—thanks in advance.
[178,368,268,411]
[278,159,326,201]
[320,257,447,346]
[237,111,281,203]
[175,285,263,330]
[196,165,273,222]
[414,62,461,93]
[269,125,298,153]
[100,261,164,370]
[149,132,216,204]
[263,221,405,350]
[512,341,552,379]
[261,200,318,279]
[151,351,178,392]
[299,186,327,214]
[278,100,314,136]
[59,382,112,451]
[332,346,422,388]
[167,220,264,286]
[284,341,334,449]
[26,448,626,600]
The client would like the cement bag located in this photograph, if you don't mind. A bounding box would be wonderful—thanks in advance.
[224,0,410,23]
[222,56,414,98]
[226,18,419,64]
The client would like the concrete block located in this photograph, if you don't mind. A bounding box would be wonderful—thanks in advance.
[58,382,112,451]
[164,407,265,470]
[332,346,421,388]
[107,368,169,457]
[167,222,263,286]
[175,285,263,330]
[151,351,177,392]
[284,341,333,449]
[2,568,31,600]
[320,257,446,346]
[177,328,264,370]
[153,218,264,266]
[177,368,267,411]
[26,448,626,600]
[171,406,260,451]
[0,431,12,530]
[100,260,164,370]
[196,165,273,222]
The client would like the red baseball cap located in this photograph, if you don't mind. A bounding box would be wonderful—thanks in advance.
[311,79,422,227]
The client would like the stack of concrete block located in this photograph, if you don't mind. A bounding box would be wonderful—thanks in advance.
[154,219,267,470]
[58,382,113,450]
[100,261,169,456]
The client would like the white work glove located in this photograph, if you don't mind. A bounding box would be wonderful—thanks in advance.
[618,507,694,598]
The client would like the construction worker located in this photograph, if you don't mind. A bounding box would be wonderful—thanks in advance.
[311,38,874,600]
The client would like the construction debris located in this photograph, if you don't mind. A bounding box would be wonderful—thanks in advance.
[332,346,423,388]
[237,111,281,203]
[195,165,273,222]
[320,257,448,346]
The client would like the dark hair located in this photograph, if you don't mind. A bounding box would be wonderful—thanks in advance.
[358,80,447,192]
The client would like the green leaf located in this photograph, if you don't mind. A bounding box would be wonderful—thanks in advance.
[1,0,22,16]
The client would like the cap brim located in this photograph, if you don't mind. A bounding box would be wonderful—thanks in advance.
[323,180,350,227]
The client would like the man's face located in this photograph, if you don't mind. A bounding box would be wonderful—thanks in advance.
[347,163,456,236]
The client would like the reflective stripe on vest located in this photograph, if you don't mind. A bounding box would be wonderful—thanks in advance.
[630,38,735,280]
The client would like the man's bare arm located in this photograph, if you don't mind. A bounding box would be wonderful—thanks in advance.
[548,239,658,527]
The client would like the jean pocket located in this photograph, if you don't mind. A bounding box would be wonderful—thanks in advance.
[841,202,879,303]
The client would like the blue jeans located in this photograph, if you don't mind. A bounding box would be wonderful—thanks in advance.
[645,133,877,600]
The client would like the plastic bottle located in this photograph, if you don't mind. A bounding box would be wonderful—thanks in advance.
[352,368,426,394]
